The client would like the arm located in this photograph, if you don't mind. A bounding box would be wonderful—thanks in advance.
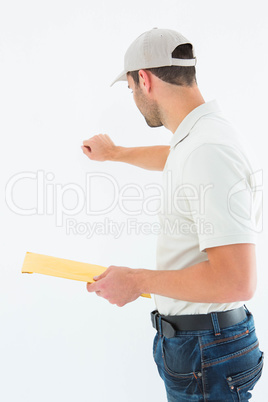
[81,134,170,171]
[138,243,257,303]
[87,243,257,307]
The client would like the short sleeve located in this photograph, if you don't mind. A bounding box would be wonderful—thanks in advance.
[181,144,262,252]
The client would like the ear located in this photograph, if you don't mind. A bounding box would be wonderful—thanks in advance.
[138,69,152,93]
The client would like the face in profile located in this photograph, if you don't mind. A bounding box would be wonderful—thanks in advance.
[128,75,163,128]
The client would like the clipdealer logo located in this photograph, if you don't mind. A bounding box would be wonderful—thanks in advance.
[5,169,263,236]
[5,170,213,225]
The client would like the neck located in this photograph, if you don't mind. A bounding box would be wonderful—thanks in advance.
[158,84,205,133]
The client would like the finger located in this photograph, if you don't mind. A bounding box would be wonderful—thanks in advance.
[81,145,91,152]
[81,146,92,157]
[86,282,99,293]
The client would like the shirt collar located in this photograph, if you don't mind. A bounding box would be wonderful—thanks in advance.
[169,100,221,149]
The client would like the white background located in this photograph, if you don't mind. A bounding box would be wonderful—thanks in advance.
[0,0,267,401]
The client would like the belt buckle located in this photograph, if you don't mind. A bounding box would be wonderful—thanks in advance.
[151,310,159,330]
[161,319,177,338]
[151,311,177,338]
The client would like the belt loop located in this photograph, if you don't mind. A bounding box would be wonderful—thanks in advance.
[211,312,221,336]
[158,315,163,337]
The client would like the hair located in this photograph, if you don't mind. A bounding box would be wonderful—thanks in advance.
[128,43,196,87]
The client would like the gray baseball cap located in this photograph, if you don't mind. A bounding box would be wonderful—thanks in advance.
[111,28,196,86]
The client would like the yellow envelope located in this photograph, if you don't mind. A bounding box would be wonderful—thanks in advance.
[21,252,151,298]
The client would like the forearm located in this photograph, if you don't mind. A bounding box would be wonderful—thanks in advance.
[87,244,255,307]
[137,261,250,303]
[111,145,170,171]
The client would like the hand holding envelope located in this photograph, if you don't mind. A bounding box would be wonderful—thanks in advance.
[86,265,147,306]
[21,252,151,302]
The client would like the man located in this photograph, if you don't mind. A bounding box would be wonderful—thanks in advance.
[81,28,264,401]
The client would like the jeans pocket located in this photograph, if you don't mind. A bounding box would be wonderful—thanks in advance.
[160,335,203,396]
[226,351,264,401]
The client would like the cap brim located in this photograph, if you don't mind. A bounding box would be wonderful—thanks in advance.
[110,70,128,87]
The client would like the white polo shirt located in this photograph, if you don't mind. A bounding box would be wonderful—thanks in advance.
[155,100,262,316]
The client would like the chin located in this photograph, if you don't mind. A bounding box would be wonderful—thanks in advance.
[145,118,163,128]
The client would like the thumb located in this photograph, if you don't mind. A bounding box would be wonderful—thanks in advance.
[93,269,108,281]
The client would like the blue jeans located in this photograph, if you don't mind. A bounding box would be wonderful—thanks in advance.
[153,306,264,401]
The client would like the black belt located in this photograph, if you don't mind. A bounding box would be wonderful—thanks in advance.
[151,306,247,338]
